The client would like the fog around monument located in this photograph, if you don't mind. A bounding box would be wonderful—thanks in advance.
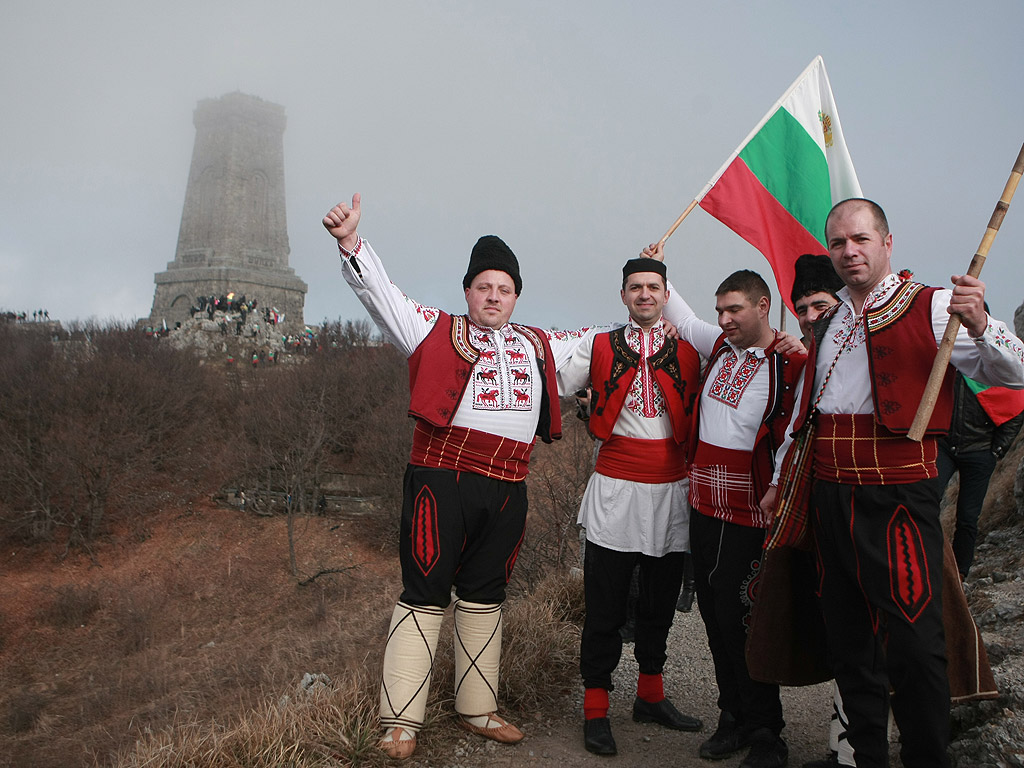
[2,1,1023,332]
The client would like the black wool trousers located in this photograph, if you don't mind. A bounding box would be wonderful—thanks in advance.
[580,540,685,691]
[690,512,784,736]
[812,478,949,768]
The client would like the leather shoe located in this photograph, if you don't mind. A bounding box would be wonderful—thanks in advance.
[676,586,695,612]
[739,727,788,768]
[459,712,524,744]
[700,711,752,759]
[583,717,617,756]
[379,727,416,759]
[632,696,702,731]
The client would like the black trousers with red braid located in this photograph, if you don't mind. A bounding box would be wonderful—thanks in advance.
[811,478,950,768]
[398,465,528,608]
[690,512,784,736]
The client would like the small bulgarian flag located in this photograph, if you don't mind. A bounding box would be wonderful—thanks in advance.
[964,376,1024,427]
[694,56,862,313]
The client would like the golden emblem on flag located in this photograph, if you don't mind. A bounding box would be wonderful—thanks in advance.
[818,111,834,148]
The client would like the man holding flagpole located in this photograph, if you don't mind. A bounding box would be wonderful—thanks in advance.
[765,198,1024,767]
[650,247,804,768]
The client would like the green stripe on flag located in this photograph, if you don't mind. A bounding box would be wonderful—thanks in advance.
[963,376,989,396]
[738,108,832,245]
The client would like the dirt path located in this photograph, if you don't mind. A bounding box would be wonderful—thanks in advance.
[407,609,834,767]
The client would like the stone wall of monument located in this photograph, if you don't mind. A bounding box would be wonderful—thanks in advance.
[149,93,307,329]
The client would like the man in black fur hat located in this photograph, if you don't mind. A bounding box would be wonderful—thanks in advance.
[323,194,592,760]
[790,253,844,345]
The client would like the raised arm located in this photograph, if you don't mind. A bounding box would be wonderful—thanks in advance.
[643,243,721,356]
[323,195,439,356]
[323,194,361,253]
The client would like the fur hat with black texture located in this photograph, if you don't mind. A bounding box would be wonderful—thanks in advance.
[463,235,522,296]
[791,254,844,305]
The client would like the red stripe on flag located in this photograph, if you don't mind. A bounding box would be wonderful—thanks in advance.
[700,159,828,314]
[975,386,1024,426]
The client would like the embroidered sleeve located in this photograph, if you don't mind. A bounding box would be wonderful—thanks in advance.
[663,281,723,357]
[339,239,440,357]
[547,325,607,374]
[555,331,596,396]
[931,290,1024,388]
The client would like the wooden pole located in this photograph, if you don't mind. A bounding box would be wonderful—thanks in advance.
[659,199,700,246]
[907,141,1024,441]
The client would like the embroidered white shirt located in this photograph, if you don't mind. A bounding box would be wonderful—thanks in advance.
[340,238,592,443]
[558,318,689,556]
[662,285,773,452]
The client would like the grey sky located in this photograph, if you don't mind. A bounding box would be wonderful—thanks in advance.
[2,1,1022,332]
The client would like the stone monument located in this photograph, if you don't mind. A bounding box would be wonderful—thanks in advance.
[148,92,307,328]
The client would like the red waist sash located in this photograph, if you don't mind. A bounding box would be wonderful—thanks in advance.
[813,414,937,485]
[410,421,533,481]
[594,435,687,484]
[689,441,764,528]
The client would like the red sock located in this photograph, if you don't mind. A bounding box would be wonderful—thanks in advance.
[583,687,609,720]
[637,672,664,703]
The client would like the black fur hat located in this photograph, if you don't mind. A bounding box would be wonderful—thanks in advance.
[791,254,843,305]
[463,235,522,296]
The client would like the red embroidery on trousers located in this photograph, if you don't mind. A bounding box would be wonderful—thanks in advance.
[886,505,932,623]
[412,486,440,577]
[505,521,526,583]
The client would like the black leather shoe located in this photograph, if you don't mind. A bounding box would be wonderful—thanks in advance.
[739,727,788,768]
[676,586,695,612]
[632,696,702,731]
[699,711,752,759]
[583,717,617,756]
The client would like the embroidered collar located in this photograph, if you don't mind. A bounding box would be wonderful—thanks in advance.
[837,273,902,315]
[467,319,504,335]
[723,338,769,359]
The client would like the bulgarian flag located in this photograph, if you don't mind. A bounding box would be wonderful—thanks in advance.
[964,376,1024,427]
[693,56,862,313]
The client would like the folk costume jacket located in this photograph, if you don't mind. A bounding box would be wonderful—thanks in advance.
[793,281,954,438]
[587,325,701,446]
[339,237,592,480]
[773,273,1024,486]
[407,311,561,444]
[662,285,805,528]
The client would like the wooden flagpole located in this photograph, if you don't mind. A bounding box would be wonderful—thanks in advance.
[907,141,1024,441]
[659,199,700,246]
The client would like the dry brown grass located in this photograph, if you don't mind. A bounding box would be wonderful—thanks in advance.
[0,325,589,768]
[105,569,582,768]
[111,672,386,768]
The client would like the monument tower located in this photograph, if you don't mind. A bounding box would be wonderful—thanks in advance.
[149,92,307,328]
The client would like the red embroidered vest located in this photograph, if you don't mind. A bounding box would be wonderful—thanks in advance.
[588,327,700,445]
[795,282,953,436]
[406,311,562,443]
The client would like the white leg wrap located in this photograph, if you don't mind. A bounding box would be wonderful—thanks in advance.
[380,601,444,733]
[831,682,854,765]
[453,600,503,716]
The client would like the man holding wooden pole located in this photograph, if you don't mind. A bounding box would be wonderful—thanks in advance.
[763,198,1024,767]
